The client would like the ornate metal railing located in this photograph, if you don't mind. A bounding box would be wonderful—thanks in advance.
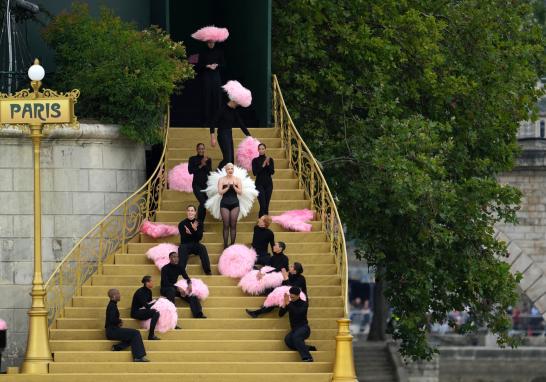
[44,109,170,326]
[272,75,349,317]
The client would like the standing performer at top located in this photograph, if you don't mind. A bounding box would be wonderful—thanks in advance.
[217,163,243,248]
[192,26,229,126]
[210,80,252,169]
[188,143,212,224]
[252,143,275,217]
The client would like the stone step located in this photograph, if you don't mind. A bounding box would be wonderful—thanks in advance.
[115,252,334,265]
[168,127,280,139]
[49,328,337,341]
[156,205,311,222]
[162,189,306,201]
[127,242,331,253]
[63,306,344,319]
[54,317,338,330]
[169,137,282,149]
[140,221,323,233]
[136,231,326,244]
[167,158,290,170]
[166,148,287,167]
[71,296,343,308]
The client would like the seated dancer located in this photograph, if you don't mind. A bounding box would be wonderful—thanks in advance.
[259,241,288,276]
[105,288,149,362]
[188,143,212,224]
[252,143,275,218]
[178,205,211,275]
[280,286,316,362]
[160,252,206,319]
[246,262,306,318]
[252,215,275,267]
[130,275,160,340]
[218,163,243,248]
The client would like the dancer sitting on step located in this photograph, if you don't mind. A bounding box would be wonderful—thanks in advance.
[160,251,206,319]
[188,143,212,224]
[260,241,289,276]
[246,262,306,318]
[178,205,211,276]
[252,143,275,218]
[251,215,275,268]
[130,275,161,340]
[280,286,316,362]
[105,288,149,362]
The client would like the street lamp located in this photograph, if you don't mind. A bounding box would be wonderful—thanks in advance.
[0,59,79,374]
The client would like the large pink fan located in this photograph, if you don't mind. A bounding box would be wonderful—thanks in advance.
[191,26,229,42]
[222,80,252,108]
[146,243,179,270]
[236,136,261,171]
[175,278,210,301]
[263,286,307,308]
[168,162,193,192]
[218,244,257,278]
[272,209,315,232]
[140,297,178,333]
[140,220,179,239]
[238,266,284,295]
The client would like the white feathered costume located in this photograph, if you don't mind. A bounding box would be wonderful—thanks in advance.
[204,165,258,221]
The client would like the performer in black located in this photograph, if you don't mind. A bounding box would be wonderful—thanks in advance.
[178,205,211,275]
[210,101,251,169]
[160,252,206,319]
[251,215,275,267]
[105,288,149,362]
[252,143,275,218]
[280,286,316,362]
[246,262,306,318]
[130,275,160,340]
[197,41,225,126]
[218,163,243,248]
[188,143,212,224]
[263,241,289,274]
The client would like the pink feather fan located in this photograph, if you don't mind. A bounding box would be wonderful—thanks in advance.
[218,244,257,278]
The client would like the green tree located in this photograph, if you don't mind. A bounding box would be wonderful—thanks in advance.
[272,0,545,360]
[43,3,194,143]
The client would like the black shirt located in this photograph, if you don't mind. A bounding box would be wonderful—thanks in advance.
[178,218,204,245]
[252,155,275,188]
[161,262,190,287]
[197,47,225,73]
[188,155,212,189]
[282,273,307,296]
[210,104,251,136]
[130,286,153,318]
[105,300,122,329]
[279,299,309,330]
[251,225,275,257]
[266,252,289,273]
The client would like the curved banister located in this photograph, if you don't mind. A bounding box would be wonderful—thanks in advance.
[44,108,170,325]
[272,75,349,317]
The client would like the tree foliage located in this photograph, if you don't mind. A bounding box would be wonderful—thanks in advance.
[43,3,194,143]
[272,0,545,359]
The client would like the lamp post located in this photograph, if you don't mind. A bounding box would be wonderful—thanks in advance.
[0,59,79,374]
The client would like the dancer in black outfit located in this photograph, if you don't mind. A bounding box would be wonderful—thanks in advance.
[188,143,212,223]
[130,275,160,340]
[252,215,275,267]
[246,262,306,318]
[105,288,149,362]
[160,252,206,319]
[280,286,316,362]
[261,241,289,274]
[252,143,275,218]
[211,101,251,169]
[217,163,243,248]
[178,205,211,275]
[197,41,225,126]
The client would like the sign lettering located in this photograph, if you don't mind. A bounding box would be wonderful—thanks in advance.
[0,99,73,124]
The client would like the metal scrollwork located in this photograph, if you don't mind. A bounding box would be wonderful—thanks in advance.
[272,76,349,317]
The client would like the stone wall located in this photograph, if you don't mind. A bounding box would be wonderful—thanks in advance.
[0,124,146,370]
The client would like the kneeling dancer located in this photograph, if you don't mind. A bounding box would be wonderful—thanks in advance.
[130,275,161,340]
[105,288,149,362]
[280,286,315,362]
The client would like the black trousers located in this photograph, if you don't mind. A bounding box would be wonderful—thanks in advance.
[202,71,222,126]
[251,306,275,316]
[217,129,234,169]
[192,184,208,223]
[255,253,271,267]
[161,286,204,318]
[285,324,312,360]
[256,184,273,217]
[179,242,211,274]
[131,309,159,338]
[106,327,146,359]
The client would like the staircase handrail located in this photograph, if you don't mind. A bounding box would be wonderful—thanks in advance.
[44,108,170,326]
[272,75,349,317]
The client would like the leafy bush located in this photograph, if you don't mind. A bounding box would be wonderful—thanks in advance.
[43,3,194,143]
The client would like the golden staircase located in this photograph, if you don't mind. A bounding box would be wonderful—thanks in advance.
[3,77,354,381]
